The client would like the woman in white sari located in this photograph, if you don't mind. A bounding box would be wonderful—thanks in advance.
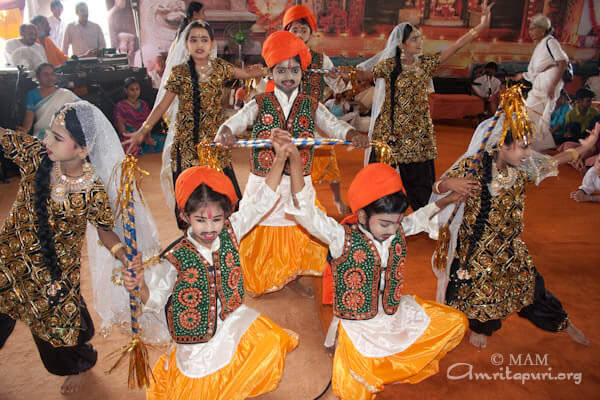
[19,63,78,139]
[518,14,569,151]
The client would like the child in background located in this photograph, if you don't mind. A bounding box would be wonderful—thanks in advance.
[122,131,298,399]
[283,4,353,214]
[571,156,600,203]
[114,77,164,156]
[550,90,572,143]
[286,156,467,399]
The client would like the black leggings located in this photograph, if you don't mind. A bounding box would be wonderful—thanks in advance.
[368,152,435,211]
[0,303,97,376]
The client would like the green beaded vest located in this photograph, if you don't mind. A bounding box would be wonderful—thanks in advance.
[250,92,318,177]
[302,50,325,101]
[162,220,244,344]
[330,224,407,320]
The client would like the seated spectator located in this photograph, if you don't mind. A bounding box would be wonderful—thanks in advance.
[4,24,47,70]
[19,63,79,139]
[471,61,502,115]
[564,88,598,138]
[325,92,353,121]
[570,156,600,203]
[31,15,68,67]
[550,89,572,142]
[585,61,600,98]
[114,77,164,156]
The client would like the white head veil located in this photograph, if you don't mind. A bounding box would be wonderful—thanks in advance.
[356,23,434,165]
[156,21,218,211]
[428,113,558,303]
[60,101,170,343]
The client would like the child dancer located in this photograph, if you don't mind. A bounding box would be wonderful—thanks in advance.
[286,156,467,399]
[114,76,164,156]
[431,113,597,349]
[216,30,368,296]
[0,101,162,394]
[356,0,494,210]
[124,21,266,210]
[283,4,351,213]
[122,132,298,399]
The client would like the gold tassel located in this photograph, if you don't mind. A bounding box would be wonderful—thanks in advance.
[107,338,155,389]
[115,156,149,218]
[498,84,534,147]
[432,224,451,271]
[371,139,393,165]
[197,141,227,171]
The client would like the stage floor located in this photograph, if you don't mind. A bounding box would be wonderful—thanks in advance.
[0,122,598,399]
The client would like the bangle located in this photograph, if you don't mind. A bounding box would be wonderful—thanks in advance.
[433,180,442,194]
[142,122,152,132]
[110,242,125,258]
[566,148,579,162]
[468,28,478,38]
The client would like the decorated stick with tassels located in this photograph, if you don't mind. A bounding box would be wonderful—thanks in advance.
[107,155,154,389]
[432,84,532,271]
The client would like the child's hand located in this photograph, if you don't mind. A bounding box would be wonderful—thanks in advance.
[271,128,292,156]
[442,178,480,197]
[570,189,589,202]
[580,122,600,151]
[435,191,465,209]
[121,253,145,293]
[216,126,236,148]
[346,130,369,148]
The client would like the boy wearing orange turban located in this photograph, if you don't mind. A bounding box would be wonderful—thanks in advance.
[286,152,468,399]
[122,132,298,399]
[283,4,352,214]
[215,31,368,296]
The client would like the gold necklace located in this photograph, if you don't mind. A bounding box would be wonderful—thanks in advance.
[51,161,95,204]
[196,62,213,81]
[490,161,517,192]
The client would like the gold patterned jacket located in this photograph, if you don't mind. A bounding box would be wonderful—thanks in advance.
[372,54,440,164]
[0,130,114,347]
[446,152,559,322]
[164,58,235,172]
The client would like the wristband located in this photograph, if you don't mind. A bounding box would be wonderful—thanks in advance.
[110,242,125,258]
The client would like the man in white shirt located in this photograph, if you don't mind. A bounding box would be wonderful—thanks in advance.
[47,0,65,49]
[585,63,600,99]
[471,62,501,115]
[62,2,106,57]
[4,24,47,70]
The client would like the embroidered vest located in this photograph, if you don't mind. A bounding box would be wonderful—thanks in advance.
[330,224,407,320]
[250,92,318,177]
[162,220,244,344]
[301,50,325,102]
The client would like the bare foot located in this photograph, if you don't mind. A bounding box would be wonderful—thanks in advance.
[566,321,589,346]
[469,331,487,349]
[288,278,315,298]
[60,371,89,395]
[333,200,350,214]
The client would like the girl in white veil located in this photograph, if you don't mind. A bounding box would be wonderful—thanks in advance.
[0,101,168,395]
[428,92,595,348]
[354,1,494,211]
[124,21,265,216]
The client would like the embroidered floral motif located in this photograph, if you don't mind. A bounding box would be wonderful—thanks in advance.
[393,284,403,301]
[352,249,367,264]
[262,113,274,126]
[178,287,202,308]
[299,116,310,128]
[343,267,367,289]
[342,290,366,311]
[225,252,235,269]
[179,309,202,330]
[227,266,242,289]
[227,290,242,310]
[184,267,199,284]
[257,130,271,139]
[395,257,405,280]
[258,150,274,170]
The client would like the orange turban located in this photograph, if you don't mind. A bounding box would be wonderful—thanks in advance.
[262,31,312,70]
[347,163,405,214]
[283,5,317,32]
[175,167,238,210]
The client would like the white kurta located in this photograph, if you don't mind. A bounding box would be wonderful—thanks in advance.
[524,36,569,151]
[4,39,47,70]
[287,183,443,358]
[471,75,501,99]
[142,182,280,377]
[579,167,600,195]
[215,86,354,227]
[47,15,65,49]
